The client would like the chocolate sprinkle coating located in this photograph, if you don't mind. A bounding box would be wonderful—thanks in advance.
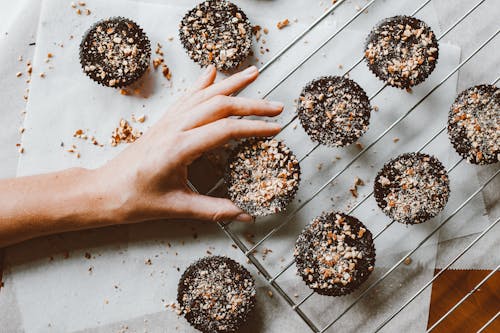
[448,84,499,165]
[177,256,256,333]
[365,16,439,89]
[297,76,371,147]
[294,212,376,296]
[179,0,253,71]
[80,17,151,88]
[374,153,450,224]
[225,138,301,217]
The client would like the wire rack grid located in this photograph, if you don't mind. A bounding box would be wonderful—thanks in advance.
[188,0,499,331]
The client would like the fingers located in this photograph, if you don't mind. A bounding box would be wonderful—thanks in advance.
[189,65,217,92]
[181,119,281,161]
[192,66,259,104]
[184,95,284,129]
[175,193,253,222]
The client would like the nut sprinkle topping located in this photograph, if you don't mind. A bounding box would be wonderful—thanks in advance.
[365,16,439,89]
[374,153,450,224]
[225,139,301,217]
[297,76,372,147]
[448,84,499,165]
[80,17,151,87]
[179,0,253,71]
[294,212,376,296]
[177,256,256,333]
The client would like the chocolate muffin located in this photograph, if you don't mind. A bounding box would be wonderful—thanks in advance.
[177,256,256,333]
[179,0,253,71]
[448,84,499,165]
[365,16,439,89]
[80,17,151,88]
[374,153,450,224]
[297,76,372,147]
[294,212,376,296]
[225,139,301,217]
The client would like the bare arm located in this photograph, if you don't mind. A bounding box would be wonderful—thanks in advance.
[0,65,283,247]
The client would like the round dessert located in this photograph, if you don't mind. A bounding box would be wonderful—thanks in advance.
[297,76,371,147]
[448,84,499,165]
[225,139,301,216]
[179,0,253,71]
[294,212,376,296]
[374,152,450,224]
[365,16,439,89]
[177,256,256,333]
[80,17,151,88]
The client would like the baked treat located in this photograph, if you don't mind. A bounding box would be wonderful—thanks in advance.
[448,84,499,165]
[294,212,376,296]
[374,153,450,224]
[297,76,371,147]
[177,256,256,333]
[365,16,439,89]
[80,17,151,87]
[225,139,300,216]
[179,0,253,71]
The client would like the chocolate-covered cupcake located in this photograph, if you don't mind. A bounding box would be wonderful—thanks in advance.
[365,16,439,89]
[179,0,253,71]
[297,76,371,147]
[177,256,256,333]
[448,84,499,165]
[225,139,300,217]
[374,153,450,224]
[294,212,376,296]
[80,17,151,87]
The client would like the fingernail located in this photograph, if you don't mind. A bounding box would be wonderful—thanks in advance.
[235,213,254,222]
[243,66,258,75]
[269,101,284,109]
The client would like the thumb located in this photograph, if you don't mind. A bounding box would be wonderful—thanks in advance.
[179,193,253,223]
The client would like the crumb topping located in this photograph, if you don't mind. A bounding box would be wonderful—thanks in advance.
[110,119,142,146]
[294,212,375,296]
[177,256,256,333]
[297,76,371,147]
[375,153,450,224]
[226,139,300,216]
[80,18,151,87]
[179,0,253,71]
[365,16,438,88]
[448,84,499,165]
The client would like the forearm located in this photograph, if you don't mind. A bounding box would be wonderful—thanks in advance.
[0,168,120,247]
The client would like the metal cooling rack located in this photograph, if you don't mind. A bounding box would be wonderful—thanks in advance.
[188,0,499,331]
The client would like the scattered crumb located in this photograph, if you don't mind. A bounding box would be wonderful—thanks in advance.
[276,19,290,30]
[393,137,400,143]
[404,257,412,265]
[373,105,379,112]
[16,72,22,77]
[110,119,142,146]
[356,142,364,150]
[145,259,152,265]
[267,290,273,298]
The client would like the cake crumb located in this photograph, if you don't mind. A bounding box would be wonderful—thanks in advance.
[276,19,290,30]
[404,257,412,265]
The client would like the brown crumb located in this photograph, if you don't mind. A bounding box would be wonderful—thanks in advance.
[404,257,412,265]
[16,72,22,77]
[393,137,400,143]
[162,64,172,80]
[349,187,358,198]
[267,290,273,298]
[276,19,290,30]
[110,119,142,146]
[355,142,364,150]
[145,259,152,265]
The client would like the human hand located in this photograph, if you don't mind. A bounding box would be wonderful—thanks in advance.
[95,65,283,224]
